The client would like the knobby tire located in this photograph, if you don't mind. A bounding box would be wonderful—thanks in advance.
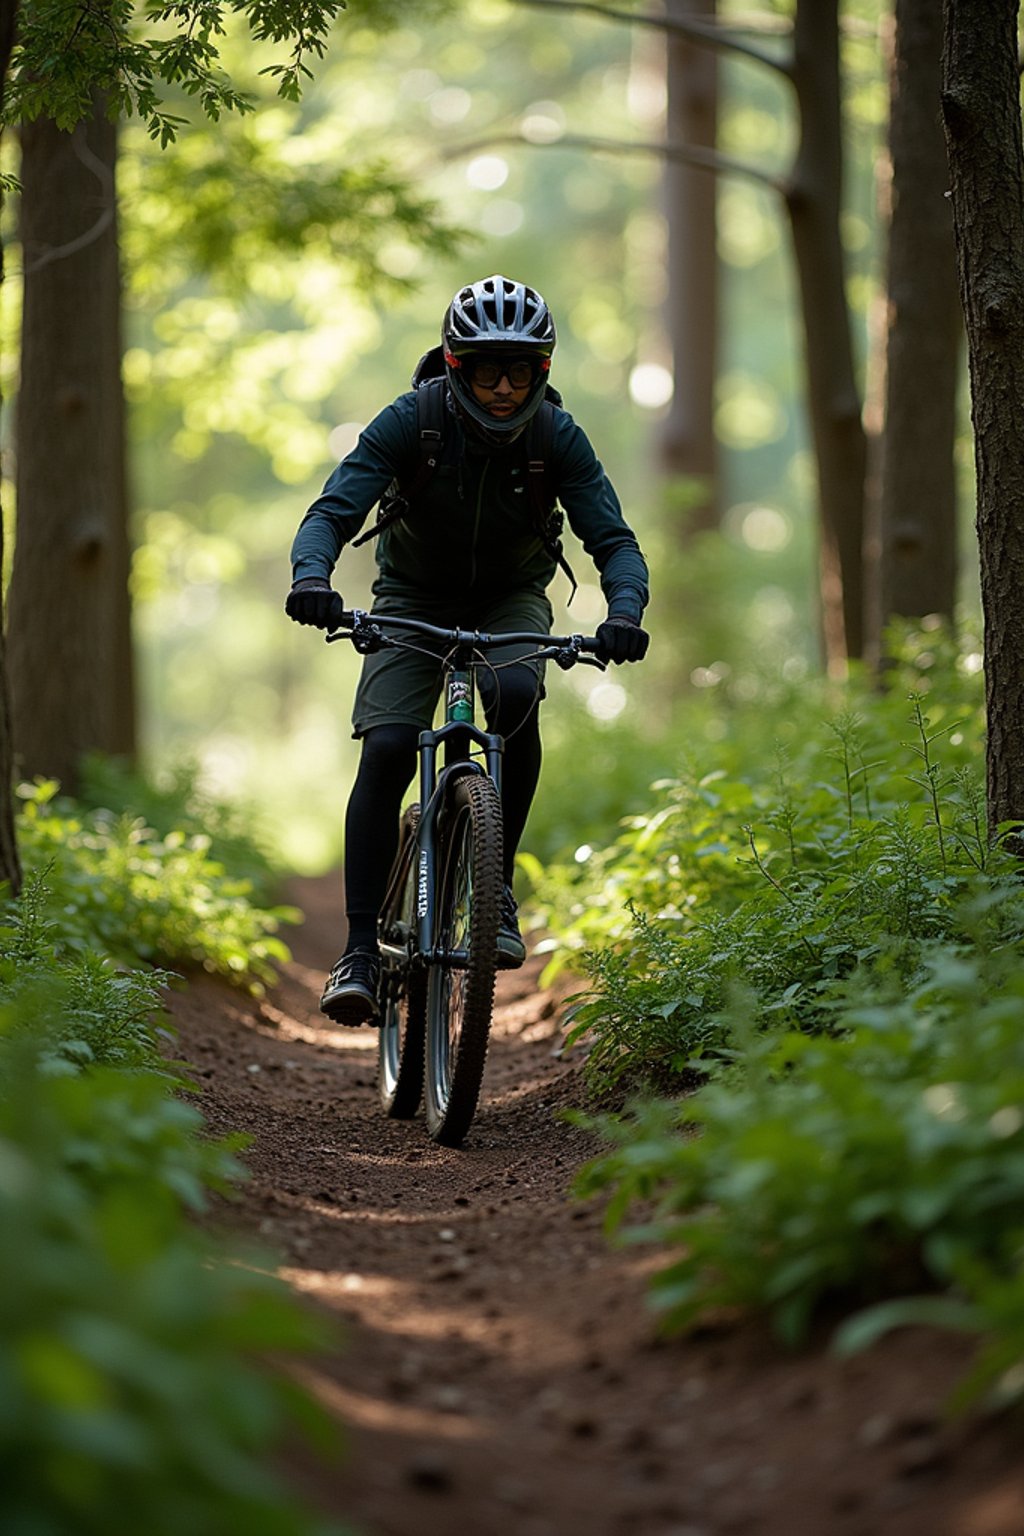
[425,773,503,1146]
[378,805,426,1118]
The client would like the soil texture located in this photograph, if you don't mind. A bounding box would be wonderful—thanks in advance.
[168,876,1024,1536]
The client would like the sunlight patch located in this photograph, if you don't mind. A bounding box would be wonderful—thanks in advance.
[466,154,509,191]
[629,363,673,410]
[586,682,628,722]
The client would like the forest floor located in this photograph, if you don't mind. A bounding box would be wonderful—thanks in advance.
[169,876,1024,1536]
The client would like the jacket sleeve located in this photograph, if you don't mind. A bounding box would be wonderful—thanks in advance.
[554,414,650,623]
[290,395,416,582]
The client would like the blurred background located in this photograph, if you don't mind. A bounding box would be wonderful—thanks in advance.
[1,0,977,871]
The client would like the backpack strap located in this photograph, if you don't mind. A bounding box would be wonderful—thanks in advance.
[525,400,578,603]
[351,378,446,548]
[354,382,579,604]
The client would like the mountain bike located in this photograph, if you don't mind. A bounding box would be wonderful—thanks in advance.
[328,608,604,1147]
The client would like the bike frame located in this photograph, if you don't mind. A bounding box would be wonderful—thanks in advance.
[412,645,503,968]
[332,610,603,972]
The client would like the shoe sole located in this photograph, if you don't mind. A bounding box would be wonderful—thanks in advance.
[496,948,526,971]
[320,991,380,1027]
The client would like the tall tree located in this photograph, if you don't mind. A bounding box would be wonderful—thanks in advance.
[3,0,451,795]
[2,0,343,794]
[0,0,20,892]
[941,0,1024,837]
[515,0,867,671]
[869,0,961,658]
[785,0,866,669]
[9,101,133,791]
[659,0,719,534]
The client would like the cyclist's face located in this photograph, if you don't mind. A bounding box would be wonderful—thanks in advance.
[466,355,535,418]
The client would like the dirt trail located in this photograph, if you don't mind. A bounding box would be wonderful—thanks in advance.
[169,877,1024,1536]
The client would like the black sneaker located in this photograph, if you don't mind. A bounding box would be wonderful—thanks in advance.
[320,948,381,1026]
[496,885,526,970]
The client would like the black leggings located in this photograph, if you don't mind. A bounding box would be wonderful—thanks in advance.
[343,665,543,952]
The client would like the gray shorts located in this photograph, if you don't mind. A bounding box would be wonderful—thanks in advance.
[351,586,555,737]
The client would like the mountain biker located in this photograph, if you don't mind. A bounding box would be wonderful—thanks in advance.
[286,274,650,1027]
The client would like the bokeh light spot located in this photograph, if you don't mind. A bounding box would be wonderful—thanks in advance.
[629,363,673,410]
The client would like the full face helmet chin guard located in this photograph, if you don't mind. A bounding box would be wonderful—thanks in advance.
[442,274,557,440]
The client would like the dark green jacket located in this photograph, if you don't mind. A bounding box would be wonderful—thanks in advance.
[290,390,649,623]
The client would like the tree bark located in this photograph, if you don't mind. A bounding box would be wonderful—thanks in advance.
[785,0,867,672]
[0,0,21,893]
[941,0,1024,837]
[659,0,719,534]
[10,100,135,794]
[870,0,961,654]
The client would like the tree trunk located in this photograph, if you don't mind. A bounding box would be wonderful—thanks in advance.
[659,0,719,534]
[870,0,961,655]
[941,0,1024,838]
[786,0,867,672]
[0,0,21,893]
[10,100,135,794]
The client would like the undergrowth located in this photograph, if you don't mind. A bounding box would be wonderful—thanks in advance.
[0,991,341,1536]
[540,627,1024,1407]
[534,635,992,1093]
[78,756,280,903]
[16,779,296,992]
[0,765,340,1534]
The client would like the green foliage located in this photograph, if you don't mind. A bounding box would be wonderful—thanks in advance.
[577,932,1024,1379]
[556,635,1024,1402]
[7,0,347,140]
[0,901,172,1083]
[0,780,341,1534]
[537,631,990,1091]
[15,781,296,991]
[77,755,280,902]
[0,854,178,1082]
[0,754,305,1070]
[580,1031,1024,1410]
[0,977,339,1536]
[125,126,460,293]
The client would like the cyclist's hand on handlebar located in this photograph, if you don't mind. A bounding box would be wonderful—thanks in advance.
[285,578,346,630]
[595,615,650,664]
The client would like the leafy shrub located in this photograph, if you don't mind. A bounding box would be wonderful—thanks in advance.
[537,647,994,1092]
[0,1041,339,1535]
[0,872,174,1082]
[16,782,296,991]
[557,630,1024,1401]
[0,769,341,1533]
[578,928,1024,1360]
[78,756,280,902]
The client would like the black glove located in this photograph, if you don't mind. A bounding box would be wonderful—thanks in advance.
[285,578,345,630]
[595,615,650,665]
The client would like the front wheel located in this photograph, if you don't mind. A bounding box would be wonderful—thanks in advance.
[425,773,503,1147]
[378,805,426,1118]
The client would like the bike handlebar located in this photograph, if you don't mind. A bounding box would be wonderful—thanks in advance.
[326,608,607,670]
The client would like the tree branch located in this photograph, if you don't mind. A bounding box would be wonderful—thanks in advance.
[511,0,793,79]
[445,129,787,195]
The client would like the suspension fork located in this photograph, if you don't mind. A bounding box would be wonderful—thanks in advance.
[415,737,503,965]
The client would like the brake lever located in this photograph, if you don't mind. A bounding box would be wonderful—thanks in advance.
[351,624,385,654]
[326,609,383,652]
[550,643,607,672]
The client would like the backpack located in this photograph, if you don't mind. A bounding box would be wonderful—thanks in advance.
[350,347,578,600]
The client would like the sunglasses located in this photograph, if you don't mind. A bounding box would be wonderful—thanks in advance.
[465,357,540,389]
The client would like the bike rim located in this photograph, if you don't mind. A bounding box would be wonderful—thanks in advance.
[429,805,473,1115]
